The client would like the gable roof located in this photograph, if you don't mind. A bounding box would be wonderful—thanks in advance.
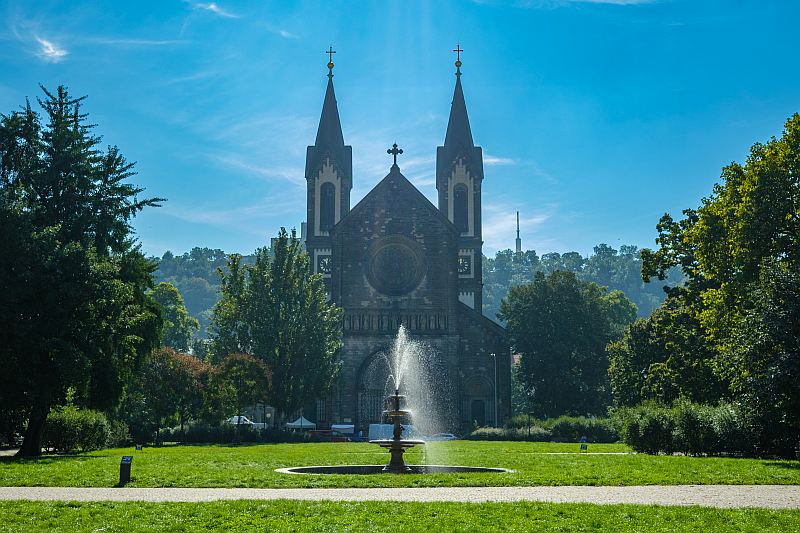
[331,164,458,235]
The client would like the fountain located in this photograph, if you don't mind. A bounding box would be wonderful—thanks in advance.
[277,326,510,475]
[369,388,425,472]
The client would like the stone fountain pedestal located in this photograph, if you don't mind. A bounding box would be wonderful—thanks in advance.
[369,390,425,473]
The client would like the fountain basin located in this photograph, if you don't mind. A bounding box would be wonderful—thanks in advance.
[276,465,512,475]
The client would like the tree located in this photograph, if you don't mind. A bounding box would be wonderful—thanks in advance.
[151,282,199,351]
[212,353,271,428]
[634,113,800,455]
[0,86,163,456]
[499,271,636,417]
[209,228,343,417]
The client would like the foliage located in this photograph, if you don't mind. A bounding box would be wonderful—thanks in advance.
[483,244,682,323]
[152,248,252,338]
[160,425,309,444]
[209,228,343,416]
[3,442,800,490]
[43,405,111,453]
[505,415,618,443]
[624,113,800,456]
[500,271,637,418]
[0,85,163,456]
[150,282,199,351]
[121,348,211,444]
[465,426,552,442]
[613,401,755,456]
[211,354,271,425]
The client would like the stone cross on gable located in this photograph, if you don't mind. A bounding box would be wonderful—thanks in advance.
[387,143,403,166]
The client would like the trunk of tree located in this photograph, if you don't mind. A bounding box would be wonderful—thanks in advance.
[16,401,49,457]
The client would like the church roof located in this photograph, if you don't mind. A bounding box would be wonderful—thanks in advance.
[331,163,459,235]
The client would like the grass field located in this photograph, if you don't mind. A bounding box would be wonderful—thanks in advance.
[1,500,799,532]
[1,441,798,488]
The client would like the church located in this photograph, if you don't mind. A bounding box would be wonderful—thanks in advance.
[302,50,511,433]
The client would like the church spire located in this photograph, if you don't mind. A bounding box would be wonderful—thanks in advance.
[315,48,345,149]
[443,46,474,152]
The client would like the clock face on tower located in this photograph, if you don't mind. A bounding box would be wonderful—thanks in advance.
[317,255,332,274]
[458,255,472,276]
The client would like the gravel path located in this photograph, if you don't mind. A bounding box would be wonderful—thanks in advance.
[1,485,798,509]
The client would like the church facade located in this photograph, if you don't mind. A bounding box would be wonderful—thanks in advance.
[303,55,510,432]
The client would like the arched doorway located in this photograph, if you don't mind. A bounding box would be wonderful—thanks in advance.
[356,349,393,431]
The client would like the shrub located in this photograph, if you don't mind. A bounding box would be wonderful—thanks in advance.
[160,424,310,444]
[44,406,111,453]
[466,426,551,442]
[108,420,131,448]
[505,415,618,443]
[614,401,756,456]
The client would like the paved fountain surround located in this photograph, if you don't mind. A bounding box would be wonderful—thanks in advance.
[279,327,511,475]
[276,465,512,475]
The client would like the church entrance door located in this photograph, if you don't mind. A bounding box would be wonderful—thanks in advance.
[471,399,486,427]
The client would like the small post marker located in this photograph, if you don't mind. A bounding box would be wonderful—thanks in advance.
[119,455,133,486]
[579,435,588,452]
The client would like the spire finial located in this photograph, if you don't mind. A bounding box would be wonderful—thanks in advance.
[387,142,403,167]
[453,44,463,76]
[326,46,336,78]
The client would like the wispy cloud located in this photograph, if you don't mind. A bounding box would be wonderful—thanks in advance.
[191,2,240,18]
[90,38,187,47]
[34,36,67,62]
[211,153,305,186]
[484,154,516,166]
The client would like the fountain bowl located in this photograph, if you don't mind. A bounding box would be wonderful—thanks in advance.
[276,465,513,475]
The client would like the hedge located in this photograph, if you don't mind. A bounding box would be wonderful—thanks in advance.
[44,406,111,453]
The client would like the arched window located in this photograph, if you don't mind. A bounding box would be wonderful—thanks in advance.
[320,182,336,231]
[453,184,469,233]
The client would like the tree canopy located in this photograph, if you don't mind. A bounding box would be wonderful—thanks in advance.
[151,282,199,352]
[209,228,343,417]
[500,270,637,417]
[0,85,163,456]
[616,113,800,455]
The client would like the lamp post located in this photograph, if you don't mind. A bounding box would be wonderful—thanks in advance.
[491,352,498,427]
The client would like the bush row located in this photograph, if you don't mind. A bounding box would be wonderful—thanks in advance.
[465,426,552,442]
[614,401,755,456]
[504,415,619,443]
[159,425,311,444]
[44,406,111,453]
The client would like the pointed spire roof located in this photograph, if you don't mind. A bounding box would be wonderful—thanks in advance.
[443,73,474,151]
[314,75,345,148]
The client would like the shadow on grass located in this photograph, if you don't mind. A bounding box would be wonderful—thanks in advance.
[0,453,99,465]
[763,460,800,470]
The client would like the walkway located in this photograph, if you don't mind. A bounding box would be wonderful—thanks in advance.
[1,485,798,509]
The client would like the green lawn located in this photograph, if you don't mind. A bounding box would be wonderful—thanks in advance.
[1,441,798,488]
[1,500,798,532]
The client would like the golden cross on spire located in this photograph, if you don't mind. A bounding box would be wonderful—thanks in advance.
[326,46,336,78]
[453,44,463,76]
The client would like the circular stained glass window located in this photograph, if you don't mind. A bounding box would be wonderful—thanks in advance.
[366,236,425,296]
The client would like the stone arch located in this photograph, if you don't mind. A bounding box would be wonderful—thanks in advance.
[355,347,393,431]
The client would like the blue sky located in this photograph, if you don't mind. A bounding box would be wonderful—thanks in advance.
[1,0,797,258]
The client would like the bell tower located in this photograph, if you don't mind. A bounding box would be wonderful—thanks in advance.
[436,46,484,312]
[305,47,352,289]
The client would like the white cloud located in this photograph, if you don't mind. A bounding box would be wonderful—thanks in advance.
[91,38,187,47]
[212,153,305,186]
[191,2,240,18]
[484,154,516,166]
[34,36,67,62]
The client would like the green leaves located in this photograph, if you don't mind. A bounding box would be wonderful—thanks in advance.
[209,228,343,416]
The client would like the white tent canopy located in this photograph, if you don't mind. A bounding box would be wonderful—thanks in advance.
[286,416,316,429]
